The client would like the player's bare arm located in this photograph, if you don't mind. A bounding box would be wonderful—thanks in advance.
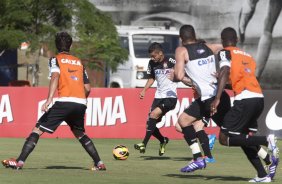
[139,78,155,99]
[181,75,193,87]
[84,83,91,98]
[174,46,188,81]
[210,66,230,115]
[41,72,59,112]
[169,67,192,87]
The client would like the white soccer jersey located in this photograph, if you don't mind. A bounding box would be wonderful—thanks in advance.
[147,57,178,99]
[184,43,218,101]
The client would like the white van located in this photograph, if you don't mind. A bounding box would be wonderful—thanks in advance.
[108,25,187,88]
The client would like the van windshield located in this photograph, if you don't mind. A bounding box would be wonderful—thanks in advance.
[132,34,179,58]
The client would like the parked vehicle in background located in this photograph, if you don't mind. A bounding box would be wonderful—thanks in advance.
[108,26,188,88]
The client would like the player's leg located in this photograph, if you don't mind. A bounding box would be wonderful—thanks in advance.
[180,103,203,161]
[175,119,215,162]
[241,145,271,182]
[179,112,206,172]
[219,98,268,147]
[153,98,177,156]
[2,102,66,170]
[221,133,269,148]
[135,99,163,153]
[72,130,105,171]
[238,0,259,43]
[175,121,182,133]
[142,107,162,146]
[2,127,43,170]
[67,103,105,171]
[249,126,279,179]
[134,100,157,153]
[17,128,42,162]
[179,100,207,172]
[193,120,215,163]
[176,117,216,155]
[257,146,271,165]
[248,129,272,167]
[153,128,169,156]
[256,0,282,78]
[256,145,279,180]
[134,99,169,153]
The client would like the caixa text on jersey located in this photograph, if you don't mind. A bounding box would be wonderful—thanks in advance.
[197,57,215,66]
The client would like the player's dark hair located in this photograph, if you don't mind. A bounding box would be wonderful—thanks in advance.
[197,39,206,44]
[221,27,237,47]
[55,32,72,52]
[179,25,196,42]
[148,42,163,54]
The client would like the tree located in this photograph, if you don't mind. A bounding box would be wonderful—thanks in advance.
[0,0,127,85]
[71,0,127,71]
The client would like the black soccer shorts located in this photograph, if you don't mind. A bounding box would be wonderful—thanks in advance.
[149,98,177,121]
[184,90,231,127]
[36,101,87,134]
[221,97,264,135]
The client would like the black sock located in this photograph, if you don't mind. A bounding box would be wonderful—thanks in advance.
[142,118,157,146]
[241,146,267,178]
[152,128,164,143]
[196,130,212,158]
[79,135,101,165]
[182,126,202,160]
[229,135,268,147]
[17,132,40,162]
[264,155,271,165]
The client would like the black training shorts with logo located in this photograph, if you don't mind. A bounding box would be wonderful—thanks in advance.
[149,98,177,122]
[184,90,231,127]
[36,101,87,134]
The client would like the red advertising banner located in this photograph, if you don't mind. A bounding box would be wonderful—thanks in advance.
[0,87,220,139]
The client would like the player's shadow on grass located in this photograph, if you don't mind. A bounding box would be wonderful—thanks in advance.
[171,157,193,161]
[140,156,171,160]
[140,156,193,161]
[45,166,89,170]
[164,174,249,181]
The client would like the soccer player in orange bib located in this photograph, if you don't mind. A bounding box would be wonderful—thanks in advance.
[2,32,106,171]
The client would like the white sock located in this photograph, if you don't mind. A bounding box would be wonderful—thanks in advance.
[258,147,268,159]
[190,142,201,155]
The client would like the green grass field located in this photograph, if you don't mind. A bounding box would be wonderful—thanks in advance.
[0,138,281,184]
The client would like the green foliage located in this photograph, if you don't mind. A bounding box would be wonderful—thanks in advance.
[71,0,128,70]
[0,30,26,50]
[0,0,127,71]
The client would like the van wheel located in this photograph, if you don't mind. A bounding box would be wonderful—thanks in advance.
[110,82,120,88]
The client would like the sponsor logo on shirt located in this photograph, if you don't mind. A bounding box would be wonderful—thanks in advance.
[70,76,78,81]
[197,49,205,54]
[68,68,77,73]
[197,57,215,66]
[61,58,82,66]
[233,50,251,57]
[155,69,170,75]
